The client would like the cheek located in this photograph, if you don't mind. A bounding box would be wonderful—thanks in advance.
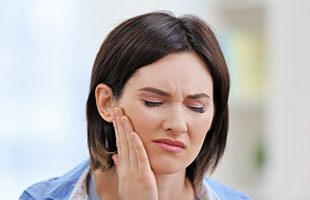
[190,113,214,144]
[120,102,160,139]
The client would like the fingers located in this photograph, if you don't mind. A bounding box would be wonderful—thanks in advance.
[130,132,151,175]
[113,107,151,174]
[113,108,129,166]
[113,107,137,168]
[121,116,137,169]
[112,107,158,200]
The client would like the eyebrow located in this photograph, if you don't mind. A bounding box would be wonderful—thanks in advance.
[137,87,211,99]
[187,93,211,99]
[138,87,170,96]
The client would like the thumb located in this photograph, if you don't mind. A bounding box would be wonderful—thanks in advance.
[112,154,119,170]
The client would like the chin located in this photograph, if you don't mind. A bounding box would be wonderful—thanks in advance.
[148,155,190,175]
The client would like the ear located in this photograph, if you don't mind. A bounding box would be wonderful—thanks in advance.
[95,83,115,122]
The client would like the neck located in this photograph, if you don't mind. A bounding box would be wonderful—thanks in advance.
[93,167,120,200]
[154,170,194,200]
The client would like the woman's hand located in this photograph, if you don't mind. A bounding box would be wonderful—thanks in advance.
[112,107,158,200]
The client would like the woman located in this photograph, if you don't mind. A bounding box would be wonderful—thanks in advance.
[20,12,251,200]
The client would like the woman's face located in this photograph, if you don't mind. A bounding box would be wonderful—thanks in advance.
[116,52,214,175]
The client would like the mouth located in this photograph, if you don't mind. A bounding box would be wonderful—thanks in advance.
[153,138,186,153]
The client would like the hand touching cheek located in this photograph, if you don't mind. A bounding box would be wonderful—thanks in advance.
[112,107,158,200]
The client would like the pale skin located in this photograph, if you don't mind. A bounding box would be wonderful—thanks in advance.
[95,52,215,200]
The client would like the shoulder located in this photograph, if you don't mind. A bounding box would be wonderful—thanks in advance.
[203,177,252,200]
[19,160,89,200]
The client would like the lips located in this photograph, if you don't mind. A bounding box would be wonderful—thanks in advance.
[153,139,186,153]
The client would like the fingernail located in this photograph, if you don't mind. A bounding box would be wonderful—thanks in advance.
[120,116,126,124]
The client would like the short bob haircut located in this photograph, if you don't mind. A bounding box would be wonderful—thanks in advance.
[86,11,230,187]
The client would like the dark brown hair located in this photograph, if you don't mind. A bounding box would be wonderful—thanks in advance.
[86,11,230,186]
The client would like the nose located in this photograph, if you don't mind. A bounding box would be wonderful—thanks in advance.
[162,105,188,136]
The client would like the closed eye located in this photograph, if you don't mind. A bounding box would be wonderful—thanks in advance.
[187,106,205,113]
[143,100,163,107]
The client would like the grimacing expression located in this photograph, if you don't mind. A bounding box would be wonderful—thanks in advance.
[116,52,215,174]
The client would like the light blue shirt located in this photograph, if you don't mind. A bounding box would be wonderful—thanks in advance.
[19,160,251,200]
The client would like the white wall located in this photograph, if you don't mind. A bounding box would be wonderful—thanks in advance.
[0,1,211,199]
[264,0,310,199]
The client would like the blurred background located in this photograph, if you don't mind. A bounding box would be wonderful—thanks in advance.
[1,0,309,199]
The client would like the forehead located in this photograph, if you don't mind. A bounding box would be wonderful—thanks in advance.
[125,52,213,94]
